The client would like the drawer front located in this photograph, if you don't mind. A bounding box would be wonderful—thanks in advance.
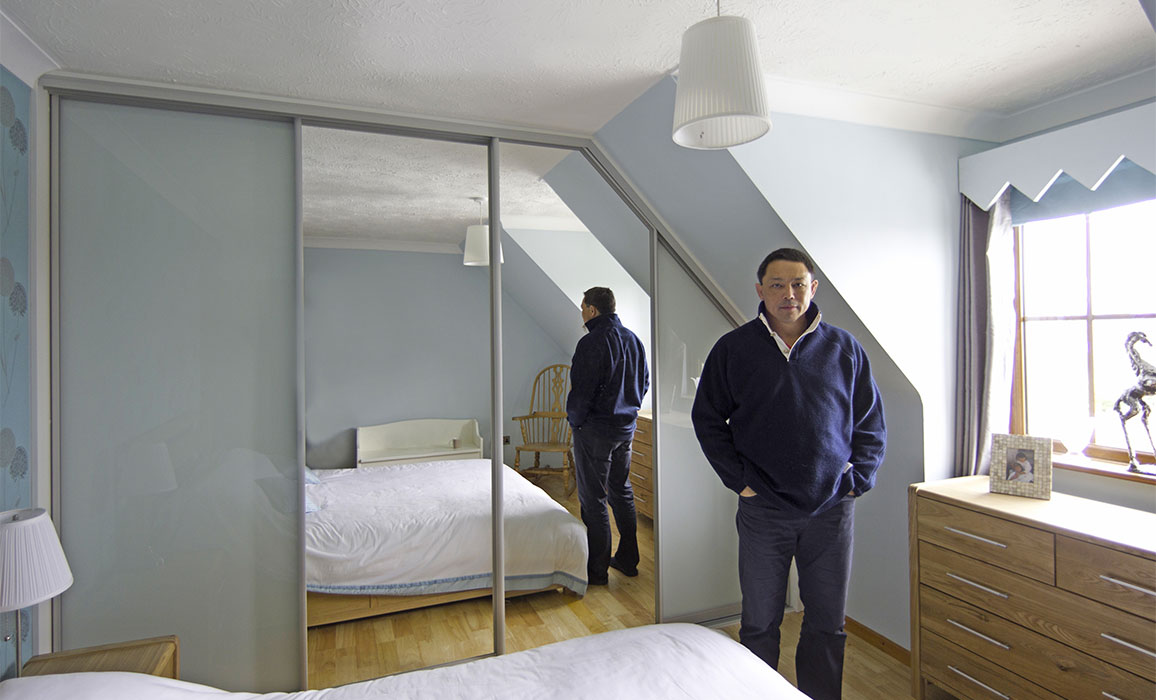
[630,459,653,484]
[633,417,652,447]
[921,630,1064,700]
[631,439,652,466]
[918,497,1054,583]
[920,585,1152,699]
[921,541,1156,681]
[1058,535,1156,623]
[633,485,653,519]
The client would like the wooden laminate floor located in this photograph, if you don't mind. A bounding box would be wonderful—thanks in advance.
[307,472,913,699]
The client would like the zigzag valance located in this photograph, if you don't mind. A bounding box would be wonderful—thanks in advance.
[959,102,1155,211]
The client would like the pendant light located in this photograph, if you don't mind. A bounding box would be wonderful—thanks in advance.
[672,1,771,149]
[463,197,503,266]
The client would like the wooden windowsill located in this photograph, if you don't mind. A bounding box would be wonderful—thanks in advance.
[1053,452,1156,485]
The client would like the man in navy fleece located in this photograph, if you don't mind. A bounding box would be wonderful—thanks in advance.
[691,248,886,700]
[567,287,649,586]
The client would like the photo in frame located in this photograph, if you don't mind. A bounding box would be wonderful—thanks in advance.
[989,433,1052,500]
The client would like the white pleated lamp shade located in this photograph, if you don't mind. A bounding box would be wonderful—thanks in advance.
[0,508,74,613]
[463,224,503,266]
[673,15,772,149]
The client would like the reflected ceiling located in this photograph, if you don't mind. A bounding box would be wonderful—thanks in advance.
[302,128,581,247]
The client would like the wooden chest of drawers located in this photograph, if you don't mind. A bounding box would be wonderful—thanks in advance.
[909,476,1155,700]
[23,635,180,678]
[630,414,653,519]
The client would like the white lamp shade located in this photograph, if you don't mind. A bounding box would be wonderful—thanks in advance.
[673,15,772,149]
[463,224,503,266]
[0,508,73,612]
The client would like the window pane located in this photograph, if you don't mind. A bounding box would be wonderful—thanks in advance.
[1020,215,1087,317]
[1091,318,1156,451]
[1023,320,1089,441]
[1089,199,1156,316]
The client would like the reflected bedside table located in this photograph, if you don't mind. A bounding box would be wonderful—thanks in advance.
[22,634,179,679]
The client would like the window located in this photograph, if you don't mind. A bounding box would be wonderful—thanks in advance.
[1013,198,1156,468]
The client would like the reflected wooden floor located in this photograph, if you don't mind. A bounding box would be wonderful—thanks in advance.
[306,474,913,699]
[307,473,655,689]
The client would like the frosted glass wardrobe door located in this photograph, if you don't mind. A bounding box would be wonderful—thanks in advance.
[655,244,741,621]
[57,99,298,691]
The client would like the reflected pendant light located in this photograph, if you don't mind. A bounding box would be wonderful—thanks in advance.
[463,197,503,266]
[672,3,771,149]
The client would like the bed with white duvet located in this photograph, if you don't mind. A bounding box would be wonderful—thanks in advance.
[0,624,807,700]
[306,458,587,601]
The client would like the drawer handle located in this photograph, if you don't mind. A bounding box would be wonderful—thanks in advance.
[946,572,1009,599]
[947,666,1009,699]
[1102,693,1123,700]
[635,494,647,504]
[1098,574,1156,598]
[943,526,1007,548]
[947,619,1010,650]
[632,472,648,482]
[1100,633,1156,659]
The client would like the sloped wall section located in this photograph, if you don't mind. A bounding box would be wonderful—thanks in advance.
[594,75,938,649]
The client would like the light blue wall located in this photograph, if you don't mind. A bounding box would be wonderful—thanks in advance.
[543,151,651,292]
[303,247,569,469]
[594,76,982,649]
[731,112,993,488]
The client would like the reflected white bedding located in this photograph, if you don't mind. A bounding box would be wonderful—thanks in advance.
[0,624,807,700]
[306,459,587,596]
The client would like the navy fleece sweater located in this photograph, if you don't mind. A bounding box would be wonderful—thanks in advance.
[567,313,649,439]
[691,304,886,516]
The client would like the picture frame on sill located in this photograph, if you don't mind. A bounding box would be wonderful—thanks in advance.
[989,433,1052,500]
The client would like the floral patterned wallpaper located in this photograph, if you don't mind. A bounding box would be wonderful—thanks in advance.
[0,65,32,680]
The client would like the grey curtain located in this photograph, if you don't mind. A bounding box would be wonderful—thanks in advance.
[954,191,1014,476]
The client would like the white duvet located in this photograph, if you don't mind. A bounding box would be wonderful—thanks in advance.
[0,624,808,699]
[306,459,587,596]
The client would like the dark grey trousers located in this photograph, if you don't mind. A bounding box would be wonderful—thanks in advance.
[572,426,639,582]
[736,494,855,700]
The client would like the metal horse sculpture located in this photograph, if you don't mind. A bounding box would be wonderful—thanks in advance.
[1114,331,1156,474]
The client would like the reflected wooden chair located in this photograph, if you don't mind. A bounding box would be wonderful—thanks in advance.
[513,364,575,495]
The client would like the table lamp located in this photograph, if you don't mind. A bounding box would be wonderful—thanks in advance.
[0,508,74,678]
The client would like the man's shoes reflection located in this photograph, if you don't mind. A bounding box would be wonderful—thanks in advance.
[609,559,639,577]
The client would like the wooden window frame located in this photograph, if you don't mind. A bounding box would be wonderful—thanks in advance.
[1010,214,1155,482]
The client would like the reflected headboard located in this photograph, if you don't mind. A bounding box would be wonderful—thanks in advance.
[355,418,483,467]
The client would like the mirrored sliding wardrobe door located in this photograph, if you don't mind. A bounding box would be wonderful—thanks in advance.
[299,126,494,685]
[496,141,654,648]
[654,244,741,622]
[56,99,299,691]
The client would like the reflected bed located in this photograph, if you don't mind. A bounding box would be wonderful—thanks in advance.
[305,458,587,627]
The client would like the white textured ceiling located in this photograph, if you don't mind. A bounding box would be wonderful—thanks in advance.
[6,0,1153,132]
[5,0,1154,246]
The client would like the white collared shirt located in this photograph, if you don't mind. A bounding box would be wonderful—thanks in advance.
[759,309,822,361]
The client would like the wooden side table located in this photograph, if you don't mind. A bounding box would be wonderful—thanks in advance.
[22,634,179,679]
